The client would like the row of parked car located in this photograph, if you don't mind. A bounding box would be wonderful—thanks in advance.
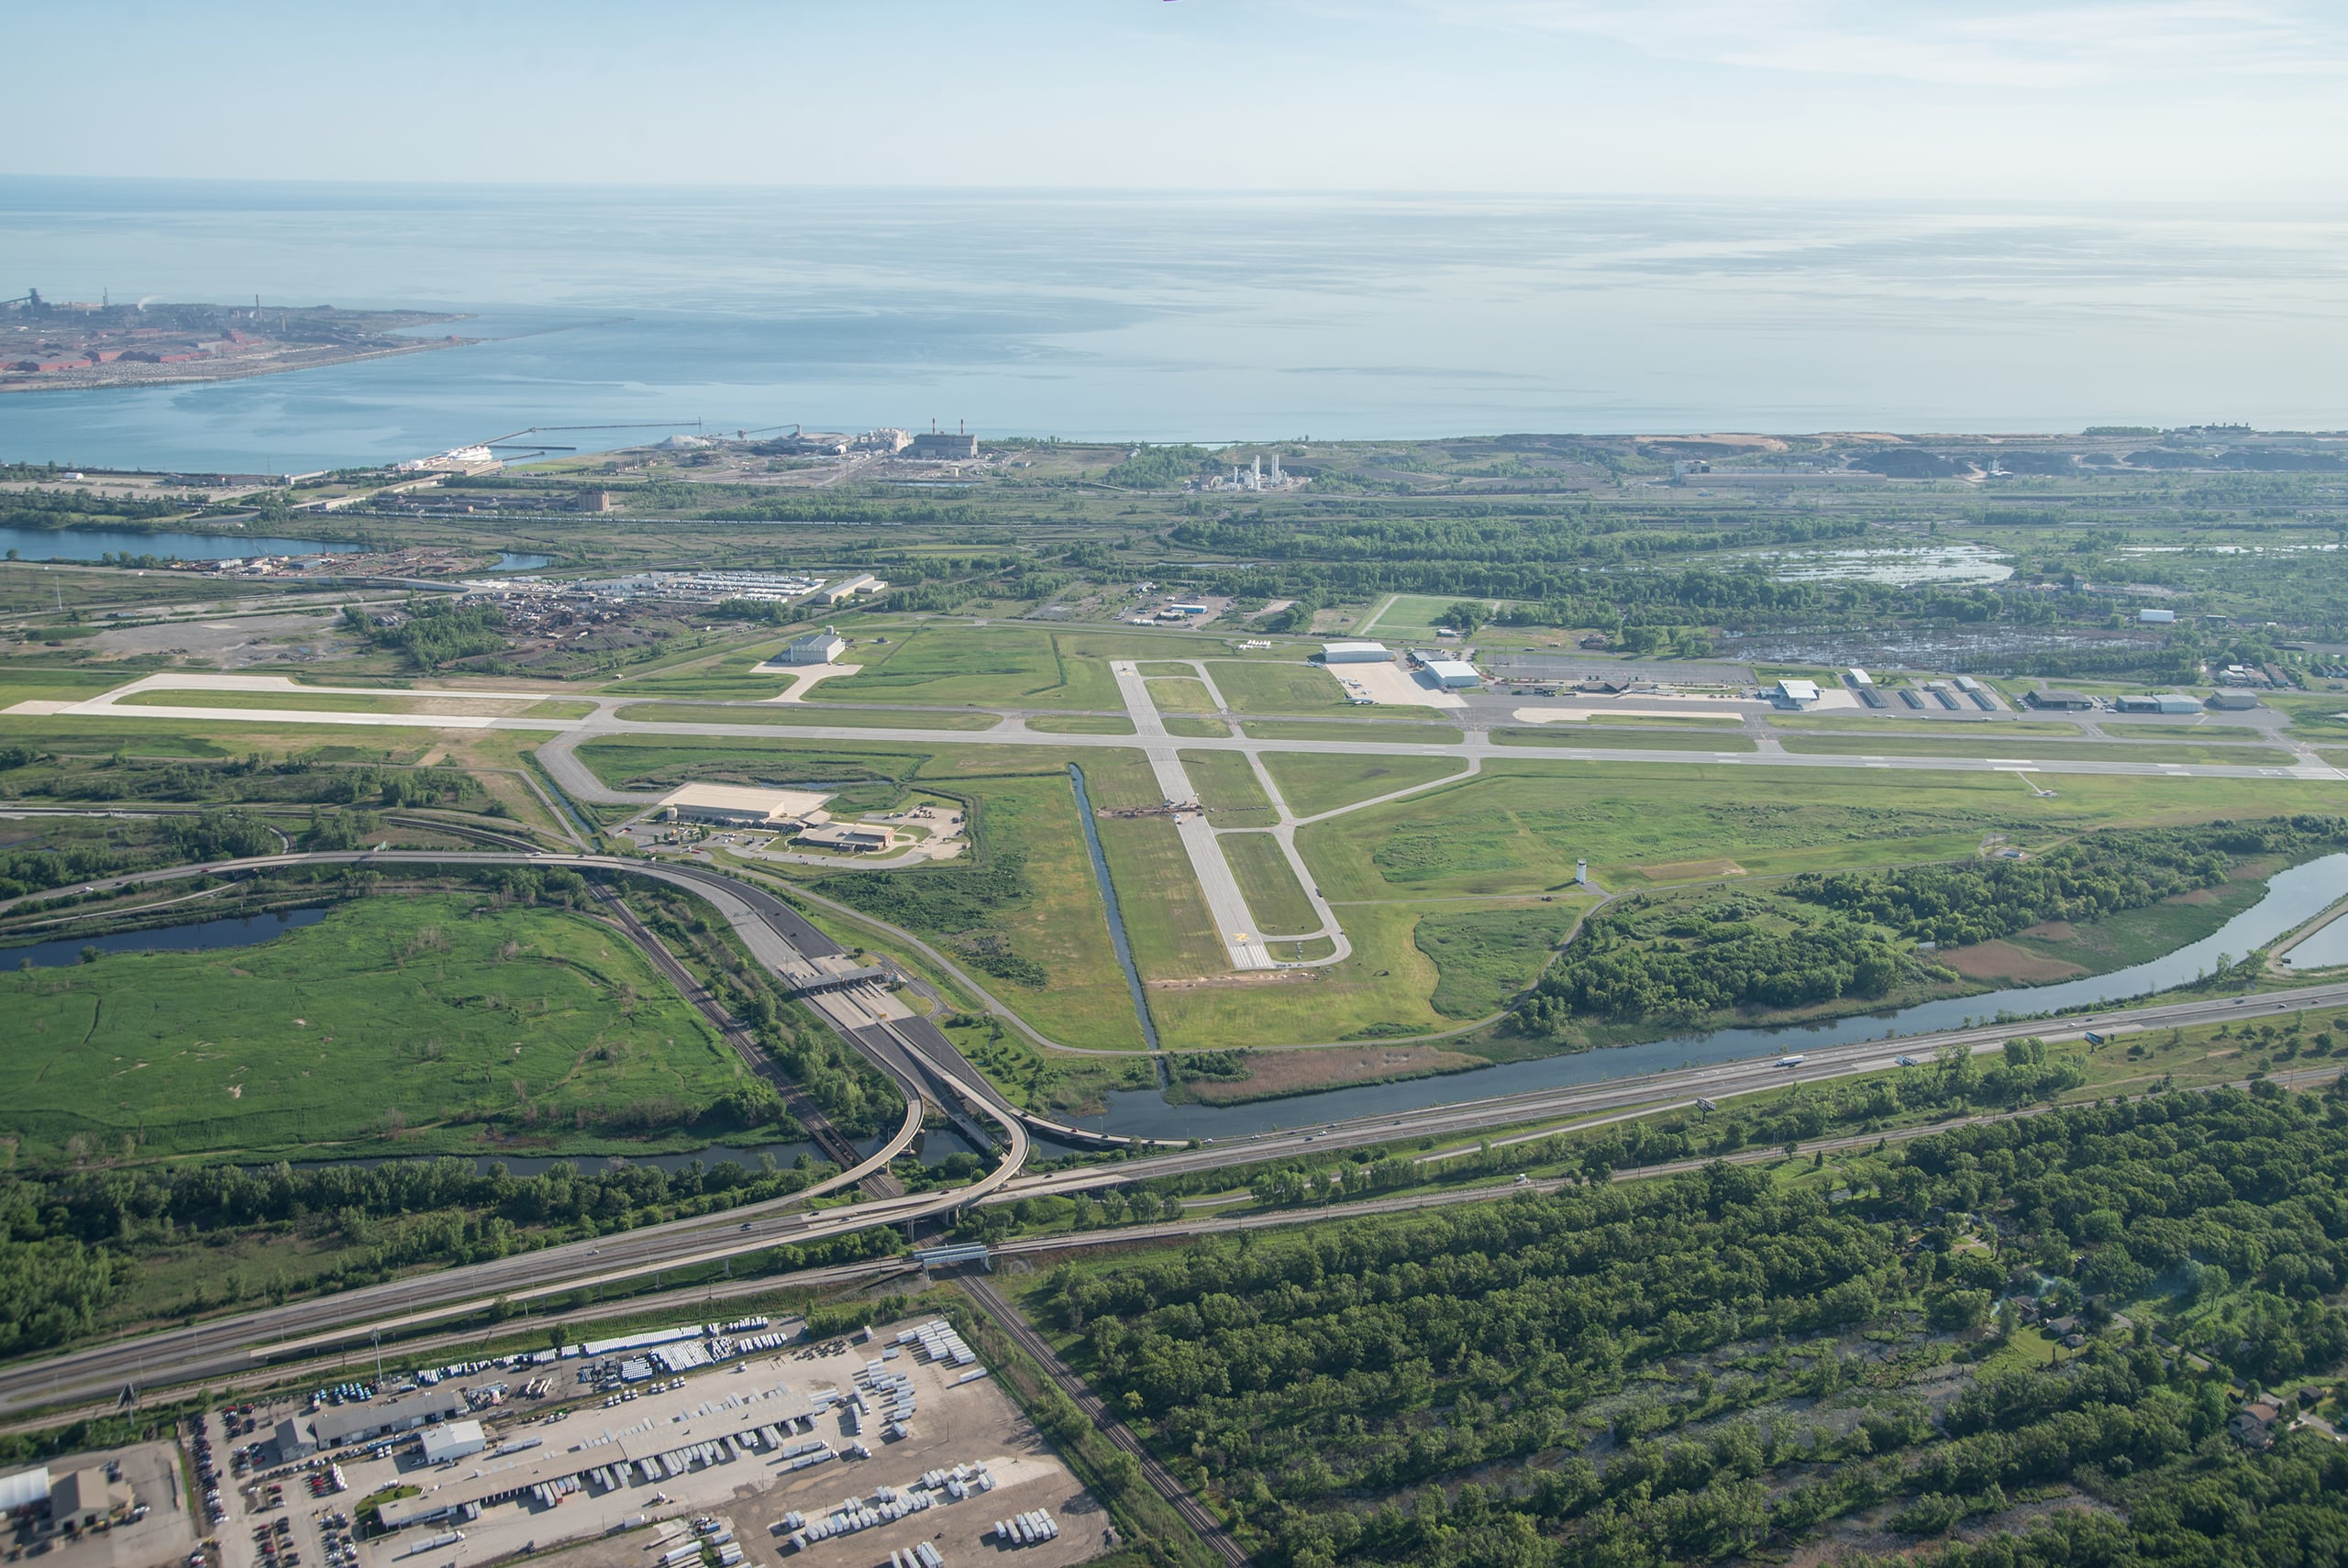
[188,1422,226,1529]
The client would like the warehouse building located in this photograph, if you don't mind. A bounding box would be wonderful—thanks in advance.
[41,1470,131,1535]
[794,824,893,854]
[781,627,847,666]
[1412,655,1481,689]
[818,574,887,605]
[656,784,831,829]
[2207,691,2261,711]
[420,1421,487,1466]
[2025,690,2096,711]
[1319,641,1390,664]
[314,1386,470,1447]
[2114,693,2203,714]
[276,1416,319,1460]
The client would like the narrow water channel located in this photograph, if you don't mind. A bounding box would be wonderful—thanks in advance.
[1070,851,2348,1143]
[1065,763,1164,1064]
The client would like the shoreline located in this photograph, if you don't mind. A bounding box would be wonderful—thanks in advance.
[0,332,474,396]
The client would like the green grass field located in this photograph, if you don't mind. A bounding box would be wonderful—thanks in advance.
[1766,715,2084,736]
[0,894,739,1163]
[803,767,1148,1050]
[1493,727,1757,752]
[1412,901,1589,1018]
[1210,660,1353,714]
[1239,719,1463,744]
[1293,758,2348,901]
[1259,752,1468,817]
[1144,677,1218,714]
[1146,900,1452,1046]
[1179,749,1277,827]
[1024,713,1135,735]
[1223,832,1318,934]
[1161,715,1230,738]
[2099,720,2271,740]
[115,689,548,715]
[1080,750,1226,987]
[801,625,1122,710]
[1365,593,1487,640]
[611,702,997,730]
[1779,734,2294,766]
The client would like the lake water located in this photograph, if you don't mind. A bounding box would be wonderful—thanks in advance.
[6,180,2348,469]
[4,905,327,967]
[0,525,362,561]
[1078,853,2348,1142]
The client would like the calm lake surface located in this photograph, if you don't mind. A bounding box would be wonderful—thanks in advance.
[1079,854,2348,1142]
[4,905,327,967]
[6,180,2348,469]
[0,525,361,560]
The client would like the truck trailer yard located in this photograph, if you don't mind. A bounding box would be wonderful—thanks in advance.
[331,1322,1103,1568]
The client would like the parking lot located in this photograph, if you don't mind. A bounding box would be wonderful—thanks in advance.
[332,1320,1103,1568]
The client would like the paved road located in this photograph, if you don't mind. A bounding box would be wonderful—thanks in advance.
[7,847,2342,1417]
[529,711,2348,796]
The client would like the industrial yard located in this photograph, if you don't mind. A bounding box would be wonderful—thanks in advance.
[291,1319,1105,1568]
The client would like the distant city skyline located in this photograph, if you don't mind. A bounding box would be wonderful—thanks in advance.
[7,0,2344,199]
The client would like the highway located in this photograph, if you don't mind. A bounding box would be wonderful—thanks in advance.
[5,843,2346,1418]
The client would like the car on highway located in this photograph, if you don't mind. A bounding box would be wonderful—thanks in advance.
[1894,1055,1920,1067]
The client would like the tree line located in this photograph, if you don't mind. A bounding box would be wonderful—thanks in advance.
[1036,1082,2348,1568]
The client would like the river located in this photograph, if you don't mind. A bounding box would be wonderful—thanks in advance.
[1071,852,2348,1143]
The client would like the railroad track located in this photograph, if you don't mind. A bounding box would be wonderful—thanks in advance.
[958,1275,1250,1567]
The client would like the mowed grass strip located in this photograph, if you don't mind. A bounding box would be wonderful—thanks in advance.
[801,624,1122,710]
[1223,832,1319,935]
[1210,660,1354,714]
[1494,726,1757,752]
[1240,719,1463,744]
[1144,678,1218,714]
[0,894,737,1163]
[612,702,998,730]
[1260,752,1468,817]
[1179,749,1277,827]
[1778,734,2294,766]
[1024,713,1135,735]
[2099,720,2271,740]
[1767,714,2083,736]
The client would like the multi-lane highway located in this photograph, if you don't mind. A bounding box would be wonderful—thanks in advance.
[4,840,2344,1419]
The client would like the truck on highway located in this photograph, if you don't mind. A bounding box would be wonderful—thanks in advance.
[1776,1055,1806,1068]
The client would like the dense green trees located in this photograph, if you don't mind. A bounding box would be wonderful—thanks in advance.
[1787,818,2348,948]
[345,599,510,669]
[1039,1086,2348,1568]
[0,809,281,898]
[0,1152,831,1339]
[1517,820,2344,1035]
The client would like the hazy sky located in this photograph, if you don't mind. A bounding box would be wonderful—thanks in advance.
[10,0,2345,197]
